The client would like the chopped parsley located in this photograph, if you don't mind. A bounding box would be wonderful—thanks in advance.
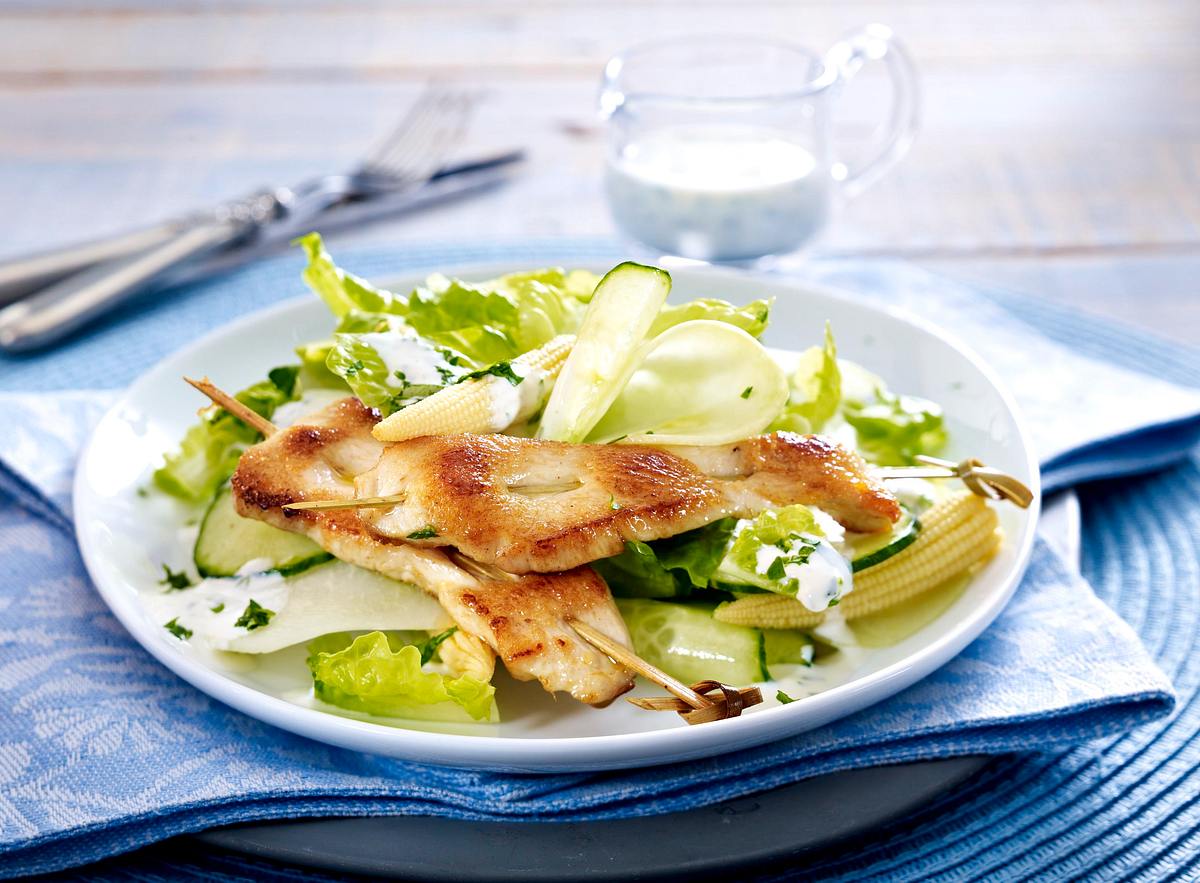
[418,627,458,665]
[344,359,366,377]
[763,541,818,591]
[234,599,275,631]
[437,347,464,367]
[741,386,754,399]
[387,370,444,411]
[158,564,192,591]
[210,602,225,613]
[406,525,439,540]
[766,557,787,582]
[456,361,524,386]
[163,618,192,640]
[775,689,796,705]
[609,496,621,511]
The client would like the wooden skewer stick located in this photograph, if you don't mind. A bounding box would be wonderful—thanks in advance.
[446,549,522,583]
[569,619,713,712]
[283,494,408,511]
[876,455,1034,509]
[184,376,278,438]
[280,481,586,513]
[627,687,763,715]
[569,619,764,724]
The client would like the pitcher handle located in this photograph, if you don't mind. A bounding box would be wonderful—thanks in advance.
[824,24,920,200]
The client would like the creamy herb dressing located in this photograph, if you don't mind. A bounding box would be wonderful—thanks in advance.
[356,332,450,388]
[145,561,450,654]
[885,477,939,515]
[605,125,831,261]
[751,535,852,612]
[484,366,549,431]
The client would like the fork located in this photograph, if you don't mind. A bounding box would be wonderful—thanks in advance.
[0,86,476,352]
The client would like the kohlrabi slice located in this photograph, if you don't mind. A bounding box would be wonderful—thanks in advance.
[149,560,453,655]
[537,262,671,443]
[587,319,788,445]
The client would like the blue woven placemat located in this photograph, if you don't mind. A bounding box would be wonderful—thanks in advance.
[5,240,1200,881]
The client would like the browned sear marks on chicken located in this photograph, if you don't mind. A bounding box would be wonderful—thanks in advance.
[231,399,634,705]
[354,431,901,574]
[229,396,900,704]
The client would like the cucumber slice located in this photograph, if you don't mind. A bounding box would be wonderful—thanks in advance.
[194,486,331,577]
[763,629,816,666]
[846,506,920,573]
[537,262,671,443]
[617,598,769,685]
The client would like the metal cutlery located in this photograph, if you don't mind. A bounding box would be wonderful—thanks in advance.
[0,87,480,352]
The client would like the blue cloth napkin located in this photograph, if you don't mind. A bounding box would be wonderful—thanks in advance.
[0,247,1195,879]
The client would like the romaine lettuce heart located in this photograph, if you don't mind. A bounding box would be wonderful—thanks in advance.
[307,631,496,722]
[769,321,840,435]
[647,296,773,339]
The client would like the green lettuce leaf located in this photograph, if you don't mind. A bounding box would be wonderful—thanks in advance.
[295,232,403,317]
[769,322,840,434]
[307,631,496,722]
[153,365,301,503]
[297,234,595,368]
[713,505,825,595]
[593,541,680,598]
[648,297,773,338]
[843,389,948,466]
[325,332,457,414]
[294,340,346,390]
[594,519,736,598]
[405,271,592,366]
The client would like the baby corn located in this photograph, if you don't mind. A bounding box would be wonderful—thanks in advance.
[714,492,1001,629]
[714,593,826,629]
[372,335,574,442]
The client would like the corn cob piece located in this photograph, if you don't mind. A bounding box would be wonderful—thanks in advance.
[714,492,1001,629]
[714,594,826,629]
[437,629,496,682]
[371,335,575,442]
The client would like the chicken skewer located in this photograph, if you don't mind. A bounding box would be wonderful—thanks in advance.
[187,378,765,719]
[185,378,1026,721]
[186,378,772,720]
[221,392,635,706]
[336,431,902,575]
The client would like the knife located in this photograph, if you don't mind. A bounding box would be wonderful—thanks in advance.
[0,151,524,353]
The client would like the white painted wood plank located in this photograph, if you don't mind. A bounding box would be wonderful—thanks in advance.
[0,2,1196,79]
[1,71,1197,256]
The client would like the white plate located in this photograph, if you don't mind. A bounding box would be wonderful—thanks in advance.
[75,263,1040,773]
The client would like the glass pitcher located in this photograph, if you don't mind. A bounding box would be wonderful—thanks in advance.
[600,26,918,263]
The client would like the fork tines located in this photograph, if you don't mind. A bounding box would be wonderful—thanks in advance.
[359,86,477,189]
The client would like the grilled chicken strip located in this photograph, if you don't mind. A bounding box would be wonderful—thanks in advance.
[355,431,900,575]
[230,397,634,705]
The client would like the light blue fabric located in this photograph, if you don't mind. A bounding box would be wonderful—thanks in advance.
[0,242,1197,879]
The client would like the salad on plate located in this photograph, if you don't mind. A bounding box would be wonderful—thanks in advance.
[144,234,1018,727]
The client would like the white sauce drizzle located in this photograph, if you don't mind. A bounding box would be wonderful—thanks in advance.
[356,333,449,387]
[484,366,548,431]
[752,534,852,613]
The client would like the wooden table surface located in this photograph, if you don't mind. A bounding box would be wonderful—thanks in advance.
[0,0,1197,344]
